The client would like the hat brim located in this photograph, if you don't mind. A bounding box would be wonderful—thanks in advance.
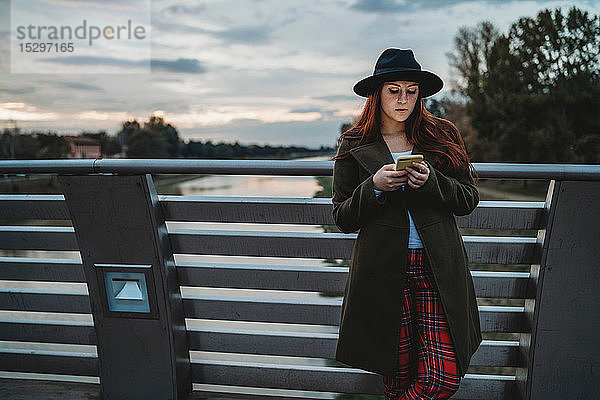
[353,70,443,98]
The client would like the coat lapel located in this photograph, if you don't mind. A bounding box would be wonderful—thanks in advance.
[348,130,435,175]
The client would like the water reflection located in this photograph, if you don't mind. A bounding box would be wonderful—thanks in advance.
[160,155,329,197]
[175,175,322,197]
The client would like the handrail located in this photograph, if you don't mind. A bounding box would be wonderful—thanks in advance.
[0,158,599,180]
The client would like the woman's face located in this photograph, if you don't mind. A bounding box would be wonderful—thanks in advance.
[379,80,419,124]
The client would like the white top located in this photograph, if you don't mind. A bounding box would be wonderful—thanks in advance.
[373,150,424,248]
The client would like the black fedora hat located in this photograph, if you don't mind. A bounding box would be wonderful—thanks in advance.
[353,48,443,98]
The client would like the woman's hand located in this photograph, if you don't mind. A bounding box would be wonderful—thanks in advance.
[405,161,430,189]
[373,163,409,191]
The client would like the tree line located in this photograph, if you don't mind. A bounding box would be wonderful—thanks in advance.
[442,5,598,163]
[0,115,332,159]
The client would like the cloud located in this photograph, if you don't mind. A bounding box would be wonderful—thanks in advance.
[314,94,359,101]
[41,55,149,68]
[162,4,207,16]
[349,0,552,13]
[212,24,274,45]
[38,55,207,74]
[55,82,104,91]
[289,107,324,113]
[0,87,37,95]
[37,0,140,11]
[0,102,58,121]
[152,20,274,45]
[75,110,130,121]
[151,20,209,35]
[166,105,323,128]
[151,58,207,74]
[156,3,276,45]
[350,0,407,13]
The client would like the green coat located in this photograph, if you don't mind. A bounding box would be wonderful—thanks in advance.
[332,129,482,378]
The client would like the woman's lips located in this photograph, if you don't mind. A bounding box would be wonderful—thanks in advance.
[396,109,407,111]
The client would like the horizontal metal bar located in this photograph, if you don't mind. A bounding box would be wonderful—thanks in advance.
[0,353,98,376]
[159,196,547,229]
[0,370,510,400]
[0,193,548,230]
[0,292,91,313]
[176,262,531,298]
[0,194,70,220]
[185,328,518,366]
[189,361,513,399]
[182,297,524,332]
[0,377,100,400]
[0,159,599,180]
[0,226,78,251]
[0,257,85,282]
[0,322,96,345]
[170,230,539,264]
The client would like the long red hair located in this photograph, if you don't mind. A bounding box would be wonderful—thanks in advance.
[331,81,478,182]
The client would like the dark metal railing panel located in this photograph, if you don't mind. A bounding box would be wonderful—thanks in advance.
[0,376,508,400]
[160,196,333,225]
[0,195,70,220]
[189,362,513,400]
[0,259,530,299]
[0,258,85,282]
[185,329,518,367]
[458,201,547,230]
[182,295,339,325]
[0,226,78,251]
[161,196,546,229]
[176,262,349,292]
[471,341,519,367]
[170,229,351,259]
[182,296,523,332]
[0,193,548,230]
[471,270,531,299]
[0,352,98,376]
[169,230,539,264]
[0,292,91,313]
[0,322,96,345]
[176,262,531,299]
[0,379,100,399]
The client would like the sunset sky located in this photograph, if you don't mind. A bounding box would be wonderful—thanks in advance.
[0,0,597,148]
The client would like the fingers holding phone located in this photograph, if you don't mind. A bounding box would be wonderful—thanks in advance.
[405,161,430,189]
[373,163,408,191]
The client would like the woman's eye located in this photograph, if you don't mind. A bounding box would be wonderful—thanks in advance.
[388,88,416,95]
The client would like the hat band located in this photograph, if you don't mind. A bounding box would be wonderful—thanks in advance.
[374,67,421,74]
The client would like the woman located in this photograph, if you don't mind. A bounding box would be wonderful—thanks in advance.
[330,48,482,399]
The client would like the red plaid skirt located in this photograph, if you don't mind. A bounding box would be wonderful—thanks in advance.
[382,248,461,400]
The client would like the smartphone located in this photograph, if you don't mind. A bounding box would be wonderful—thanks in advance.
[395,154,424,171]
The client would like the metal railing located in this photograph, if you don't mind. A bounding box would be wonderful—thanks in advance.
[0,158,598,400]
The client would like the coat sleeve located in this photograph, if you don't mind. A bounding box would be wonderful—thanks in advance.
[412,160,479,216]
[331,139,387,233]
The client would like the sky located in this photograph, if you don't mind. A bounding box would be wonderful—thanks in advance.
[0,0,598,149]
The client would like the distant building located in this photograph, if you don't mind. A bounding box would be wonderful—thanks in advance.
[65,136,101,159]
